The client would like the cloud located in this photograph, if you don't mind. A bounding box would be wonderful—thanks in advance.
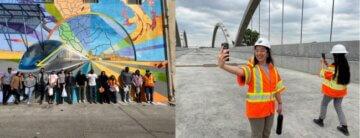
[176,0,359,47]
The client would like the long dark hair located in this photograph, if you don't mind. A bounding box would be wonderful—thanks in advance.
[333,54,350,85]
[253,46,274,66]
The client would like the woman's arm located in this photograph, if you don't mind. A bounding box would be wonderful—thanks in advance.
[218,47,245,76]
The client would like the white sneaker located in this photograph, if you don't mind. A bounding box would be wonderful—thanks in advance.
[27,102,30,104]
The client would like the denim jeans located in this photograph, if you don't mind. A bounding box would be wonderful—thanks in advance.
[89,86,96,102]
[25,87,34,103]
[145,86,154,102]
[123,85,131,102]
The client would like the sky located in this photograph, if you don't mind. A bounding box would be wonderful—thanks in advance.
[176,0,360,47]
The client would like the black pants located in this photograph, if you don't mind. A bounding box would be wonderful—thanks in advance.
[6,89,20,103]
[66,85,74,104]
[2,84,11,104]
[38,84,47,103]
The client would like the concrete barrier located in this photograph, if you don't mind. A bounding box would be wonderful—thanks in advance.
[231,40,359,83]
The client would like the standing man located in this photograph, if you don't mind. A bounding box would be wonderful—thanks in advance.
[121,67,132,103]
[87,69,97,104]
[2,67,13,105]
[143,70,156,104]
[37,68,48,104]
[76,69,87,103]
[65,71,75,104]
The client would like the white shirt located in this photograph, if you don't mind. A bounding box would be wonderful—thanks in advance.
[87,74,98,86]
[48,74,58,85]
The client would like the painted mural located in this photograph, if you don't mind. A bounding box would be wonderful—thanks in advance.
[0,0,169,102]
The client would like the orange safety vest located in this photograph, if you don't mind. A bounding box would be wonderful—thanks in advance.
[319,64,347,98]
[237,60,285,118]
[144,75,155,87]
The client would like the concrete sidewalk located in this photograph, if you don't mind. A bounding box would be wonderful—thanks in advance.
[176,48,359,138]
[0,102,175,138]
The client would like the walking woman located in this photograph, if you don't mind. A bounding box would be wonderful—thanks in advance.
[313,44,351,136]
[24,73,36,104]
[132,70,143,103]
[218,38,285,138]
[98,71,109,104]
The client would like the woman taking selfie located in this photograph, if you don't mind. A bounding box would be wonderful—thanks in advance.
[218,38,285,138]
[313,44,351,136]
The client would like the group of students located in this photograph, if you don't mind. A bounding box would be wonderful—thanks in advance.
[218,38,351,137]
[1,66,157,105]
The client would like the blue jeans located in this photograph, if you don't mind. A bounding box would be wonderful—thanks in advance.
[123,85,131,102]
[25,87,34,103]
[89,86,96,102]
[145,86,154,102]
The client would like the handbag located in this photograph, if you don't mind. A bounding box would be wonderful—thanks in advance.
[48,87,53,96]
[99,87,105,93]
[123,85,129,92]
[62,87,67,97]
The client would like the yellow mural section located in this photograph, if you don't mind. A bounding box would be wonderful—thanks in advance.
[0,50,23,59]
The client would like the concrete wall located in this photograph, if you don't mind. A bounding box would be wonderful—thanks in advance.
[231,40,359,83]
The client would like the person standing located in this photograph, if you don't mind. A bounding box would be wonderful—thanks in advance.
[87,70,98,104]
[9,72,23,104]
[132,70,143,103]
[65,71,75,104]
[48,71,58,104]
[2,67,13,105]
[121,67,132,103]
[313,44,351,136]
[218,38,285,138]
[108,75,119,104]
[24,73,36,104]
[57,69,66,105]
[143,69,156,104]
[98,71,109,104]
[76,69,87,103]
[37,68,49,104]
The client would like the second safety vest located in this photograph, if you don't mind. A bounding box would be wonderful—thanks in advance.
[144,75,155,87]
[237,62,285,119]
[319,64,347,98]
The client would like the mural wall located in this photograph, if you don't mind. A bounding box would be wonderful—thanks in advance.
[0,0,169,102]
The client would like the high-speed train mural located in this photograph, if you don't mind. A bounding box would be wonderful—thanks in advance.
[19,40,88,73]
[0,0,170,102]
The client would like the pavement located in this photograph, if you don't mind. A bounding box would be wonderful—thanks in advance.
[0,102,175,138]
[176,48,359,138]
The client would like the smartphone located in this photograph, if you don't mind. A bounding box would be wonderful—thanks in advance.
[321,53,325,59]
[222,42,229,61]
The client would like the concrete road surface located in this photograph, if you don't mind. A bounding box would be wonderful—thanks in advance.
[176,48,359,138]
[0,102,175,138]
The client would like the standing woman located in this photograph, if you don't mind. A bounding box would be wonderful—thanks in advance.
[48,71,58,104]
[313,44,351,136]
[24,73,36,104]
[132,70,143,103]
[108,75,119,104]
[9,72,23,104]
[98,71,109,104]
[57,69,66,105]
[218,38,285,138]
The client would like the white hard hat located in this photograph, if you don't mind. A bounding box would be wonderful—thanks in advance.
[330,44,348,54]
[254,37,271,48]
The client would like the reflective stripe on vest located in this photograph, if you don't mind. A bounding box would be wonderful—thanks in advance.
[253,66,263,93]
[246,92,276,102]
[242,66,251,84]
[323,79,346,90]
